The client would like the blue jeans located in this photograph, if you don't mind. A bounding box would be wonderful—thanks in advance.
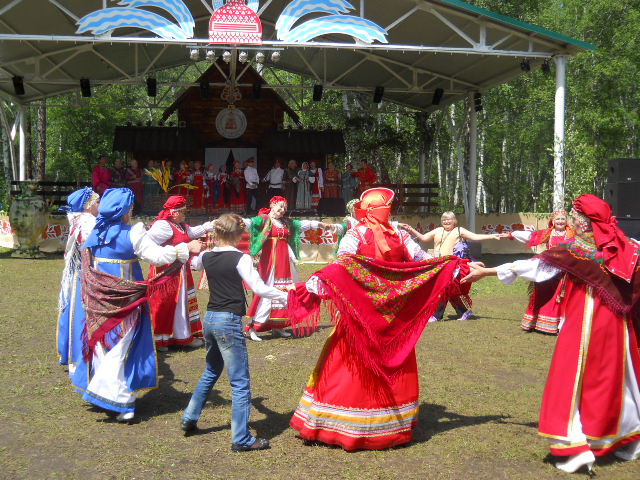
[182,311,255,447]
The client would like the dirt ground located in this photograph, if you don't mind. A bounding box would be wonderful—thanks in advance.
[0,254,637,480]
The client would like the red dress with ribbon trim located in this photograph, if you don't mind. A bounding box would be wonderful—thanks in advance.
[245,221,293,332]
[521,231,574,334]
[147,221,202,346]
[289,229,469,450]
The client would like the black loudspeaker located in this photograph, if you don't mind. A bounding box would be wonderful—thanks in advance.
[607,158,640,183]
[617,218,640,239]
[605,182,640,218]
[318,198,346,216]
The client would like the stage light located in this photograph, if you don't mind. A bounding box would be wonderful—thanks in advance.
[520,60,531,72]
[146,77,157,97]
[541,60,551,74]
[80,78,91,98]
[222,51,232,63]
[474,92,482,112]
[431,88,444,105]
[271,51,281,63]
[373,86,384,104]
[255,52,265,64]
[190,49,200,61]
[313,84,323,102]
[253,82,262,99]
[238,51,249,64]
[12,76,25,96]
[205,49,216,61]
[200,77,210,98]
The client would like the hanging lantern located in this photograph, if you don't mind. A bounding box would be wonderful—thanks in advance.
[205,49,216,61]
[255,52,265,64]
[238,51,249,64]
[222,51,232,63]
[271,51,281,63]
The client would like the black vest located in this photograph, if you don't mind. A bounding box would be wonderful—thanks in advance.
[202,250,246,315]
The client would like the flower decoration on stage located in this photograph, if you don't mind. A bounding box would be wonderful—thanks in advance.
[77,1,195,40]
[276,0,388,44]
[144,161,196,193]
[209,0,263,45]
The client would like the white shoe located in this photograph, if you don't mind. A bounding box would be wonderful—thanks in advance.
[248,329,262,342]
[614,440,640,461]
[555,451,595,473]
[273,328,292,338]
[116,411,134,423]
[428,316,438,323]
[185,338,204,348]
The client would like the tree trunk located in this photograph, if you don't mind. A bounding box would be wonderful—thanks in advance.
[35,99,46,181]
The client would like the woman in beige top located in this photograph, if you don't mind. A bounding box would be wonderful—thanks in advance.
[400,211,501,321]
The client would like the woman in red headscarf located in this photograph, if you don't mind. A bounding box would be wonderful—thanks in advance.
[463,194,640,473]
[146,195,214,350]
[288,188,471,450]
[507,210,575,334]
[243,196,338,341]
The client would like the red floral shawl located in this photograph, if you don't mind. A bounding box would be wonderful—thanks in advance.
[288,254,469,386]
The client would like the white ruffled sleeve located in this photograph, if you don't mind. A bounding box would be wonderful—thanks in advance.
[511,230,532,244]
[337,230,360,256]
[495,258,560,285]
[131,222,189,266]
[146,220,174,245]
[188,221,214,239]
[298,220,320,231]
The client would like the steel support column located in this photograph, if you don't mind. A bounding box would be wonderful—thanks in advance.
[18,104,26,180]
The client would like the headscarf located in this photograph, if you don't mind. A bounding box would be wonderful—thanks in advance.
[155,195,187,222]
[353,187,396,260]
[258,196,287,216]
[573,194,638,282]
[82,188,134,249]
[62,187,98,213]
[527,209,574,247]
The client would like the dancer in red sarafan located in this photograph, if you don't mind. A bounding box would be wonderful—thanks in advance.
[146,195,214,350]
[463,194,640,473]
[507,210,575,334]
[287,187,471,451]
[190,160,205,211]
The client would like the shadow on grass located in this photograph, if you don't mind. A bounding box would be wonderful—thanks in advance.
[134,352,230,422]
[412,402,509,444]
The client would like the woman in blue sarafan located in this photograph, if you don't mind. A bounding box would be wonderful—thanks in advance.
[72,188,193,422]
[57,187,99,375]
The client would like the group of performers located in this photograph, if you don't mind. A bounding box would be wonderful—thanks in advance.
[55,183,639,472]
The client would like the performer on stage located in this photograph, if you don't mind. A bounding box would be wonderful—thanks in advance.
[462,194,640,472]
[191,160,206,211]
[146,195,215,351]
[74,188,198,422]
[229,160,246,214]
[243,195,337,341]
[57,187,99,374]
[309,161,323,209]
[352,160,378,195]
[322,160,340,198]
[507,210,575,334]
[287,187,472,451]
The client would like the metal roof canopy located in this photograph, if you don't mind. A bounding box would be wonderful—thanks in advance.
[0,0,592,108]
[0,0,594,217]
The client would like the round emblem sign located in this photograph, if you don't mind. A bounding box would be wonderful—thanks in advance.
[216,107,247,139]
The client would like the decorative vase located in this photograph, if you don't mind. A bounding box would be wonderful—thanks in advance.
[8,181,48,258]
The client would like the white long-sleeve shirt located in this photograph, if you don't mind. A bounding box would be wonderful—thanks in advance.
[244,166,259,189]
[495,258,560,285]
[191,246,288,303]
[129,222,190,266]
[264,167,284,188]
[146,220,214,245]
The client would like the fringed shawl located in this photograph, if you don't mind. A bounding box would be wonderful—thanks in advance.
[80,249,180,359]
[288,254,470,388]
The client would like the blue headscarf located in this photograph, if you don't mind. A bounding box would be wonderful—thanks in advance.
[61,187,96,213]
[83,188,134,249]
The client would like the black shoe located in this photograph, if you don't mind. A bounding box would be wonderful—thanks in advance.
[181,419,198,433]
[231,437,270,452]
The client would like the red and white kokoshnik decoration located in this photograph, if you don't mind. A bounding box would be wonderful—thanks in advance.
[209,0,263,45]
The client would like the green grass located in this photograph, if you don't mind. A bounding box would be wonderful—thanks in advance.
[0,255,637,479]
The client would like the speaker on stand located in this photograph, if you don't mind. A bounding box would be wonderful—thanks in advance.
[604,158,640,239]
